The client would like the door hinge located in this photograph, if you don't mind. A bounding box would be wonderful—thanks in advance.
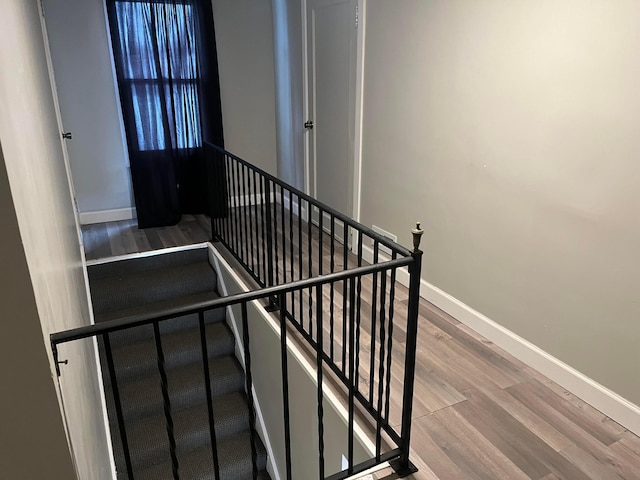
[39,0,45,17]
[355,4,359,28]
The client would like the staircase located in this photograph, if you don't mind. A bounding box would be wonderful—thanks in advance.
[88,248,270,480]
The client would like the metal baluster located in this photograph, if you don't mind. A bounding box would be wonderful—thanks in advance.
[273,185,280,288]
[385,252,398,422]
[224,155,232,250]
[279,293,293,480]
[240,163,249,266]
[369,240,380,404]
[212,150,222,243]
[316,285,325,479]
[260,176,268,287]
[241,303,259,479]
[280,186,287,288]
[103,333,134,480]
[246,166,255,276]
[251,170,265,278]
[342,221,348,375]
[355,233,363,392]
[289,191,294,316]
[264,180,274,289]
[317,213,323,344]
[329,215,335,361]
[231,159,240,258]
[237,161,246,265]
[298,198,304,328]
[307,204,313,335]
[153,322,180,480]
[347,276,357,475]
[199,311,221,479]
[376,269,388,460]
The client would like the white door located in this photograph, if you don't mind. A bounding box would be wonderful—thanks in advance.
[306,0,358,220]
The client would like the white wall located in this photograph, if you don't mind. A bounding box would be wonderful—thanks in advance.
[212,0,279,175]
[359,0,640,407]
[0,1,113,478]
[42,0,133,215]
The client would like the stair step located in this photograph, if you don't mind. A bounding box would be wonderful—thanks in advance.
[100,299,227,347]
[90,249,272,480]
[127,431,268,480]
[90,261,218,315]
[118,391,251,471]
[111,355,245,422]
[88,247,210,281]
[104,321,235,385]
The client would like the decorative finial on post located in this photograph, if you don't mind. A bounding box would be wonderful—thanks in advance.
[411,222,424,252]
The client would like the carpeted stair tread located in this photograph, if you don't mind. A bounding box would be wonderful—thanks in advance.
[114,355,245,421]
[104,321,235,385]
[96,291,226,349]
[131,431,268,480]
[88,248,210,281]
[120,391,251,471]
[92,249,271,480]
[91,261,218,315]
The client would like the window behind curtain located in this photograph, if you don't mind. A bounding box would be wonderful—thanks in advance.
[114,1,201,151]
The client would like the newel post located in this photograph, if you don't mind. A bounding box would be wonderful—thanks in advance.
[392,222,423,476]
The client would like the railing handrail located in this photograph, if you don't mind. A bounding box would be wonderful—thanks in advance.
[205,142,413,258]
[51,257,411,347]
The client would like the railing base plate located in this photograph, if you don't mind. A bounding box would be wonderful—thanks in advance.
[389,458,418,477]
[265,300,280,312]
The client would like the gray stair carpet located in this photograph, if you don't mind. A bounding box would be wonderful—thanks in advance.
[88,247,271,480]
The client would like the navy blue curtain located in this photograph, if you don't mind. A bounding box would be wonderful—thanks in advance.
[107,0,224,228]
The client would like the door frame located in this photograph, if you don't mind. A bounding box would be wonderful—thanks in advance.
[39,4,118,480]
[301,0,366,225]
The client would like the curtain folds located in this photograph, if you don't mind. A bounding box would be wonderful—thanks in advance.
[107,0,224,228]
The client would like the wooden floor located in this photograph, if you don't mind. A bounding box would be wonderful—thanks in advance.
[82,215,640,480]
[81,214,211,261]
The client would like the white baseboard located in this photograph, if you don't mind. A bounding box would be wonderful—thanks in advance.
[79,207,136,225]
[360,244,640,436]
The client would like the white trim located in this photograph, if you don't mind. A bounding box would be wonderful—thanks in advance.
[361,244,640,437]
[301,0,311,196]
[85,243,208,266]
[351,0,365,223]
[79,207,136,225]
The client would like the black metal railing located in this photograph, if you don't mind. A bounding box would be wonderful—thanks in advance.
[52,258,418,479]
[52,146,423,480]
[205,144,422,478]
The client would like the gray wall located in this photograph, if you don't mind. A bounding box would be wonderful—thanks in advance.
[359,0,640,405]
[0,0,113,478]
[42,0,133,214]
[213,0,279,175]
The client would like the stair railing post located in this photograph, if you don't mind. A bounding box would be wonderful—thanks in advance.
[392,222,423,476]
[264,180,278,310]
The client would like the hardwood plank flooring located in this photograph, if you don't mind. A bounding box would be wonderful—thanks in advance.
[82,213,640,479]
[80,214,210,261]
